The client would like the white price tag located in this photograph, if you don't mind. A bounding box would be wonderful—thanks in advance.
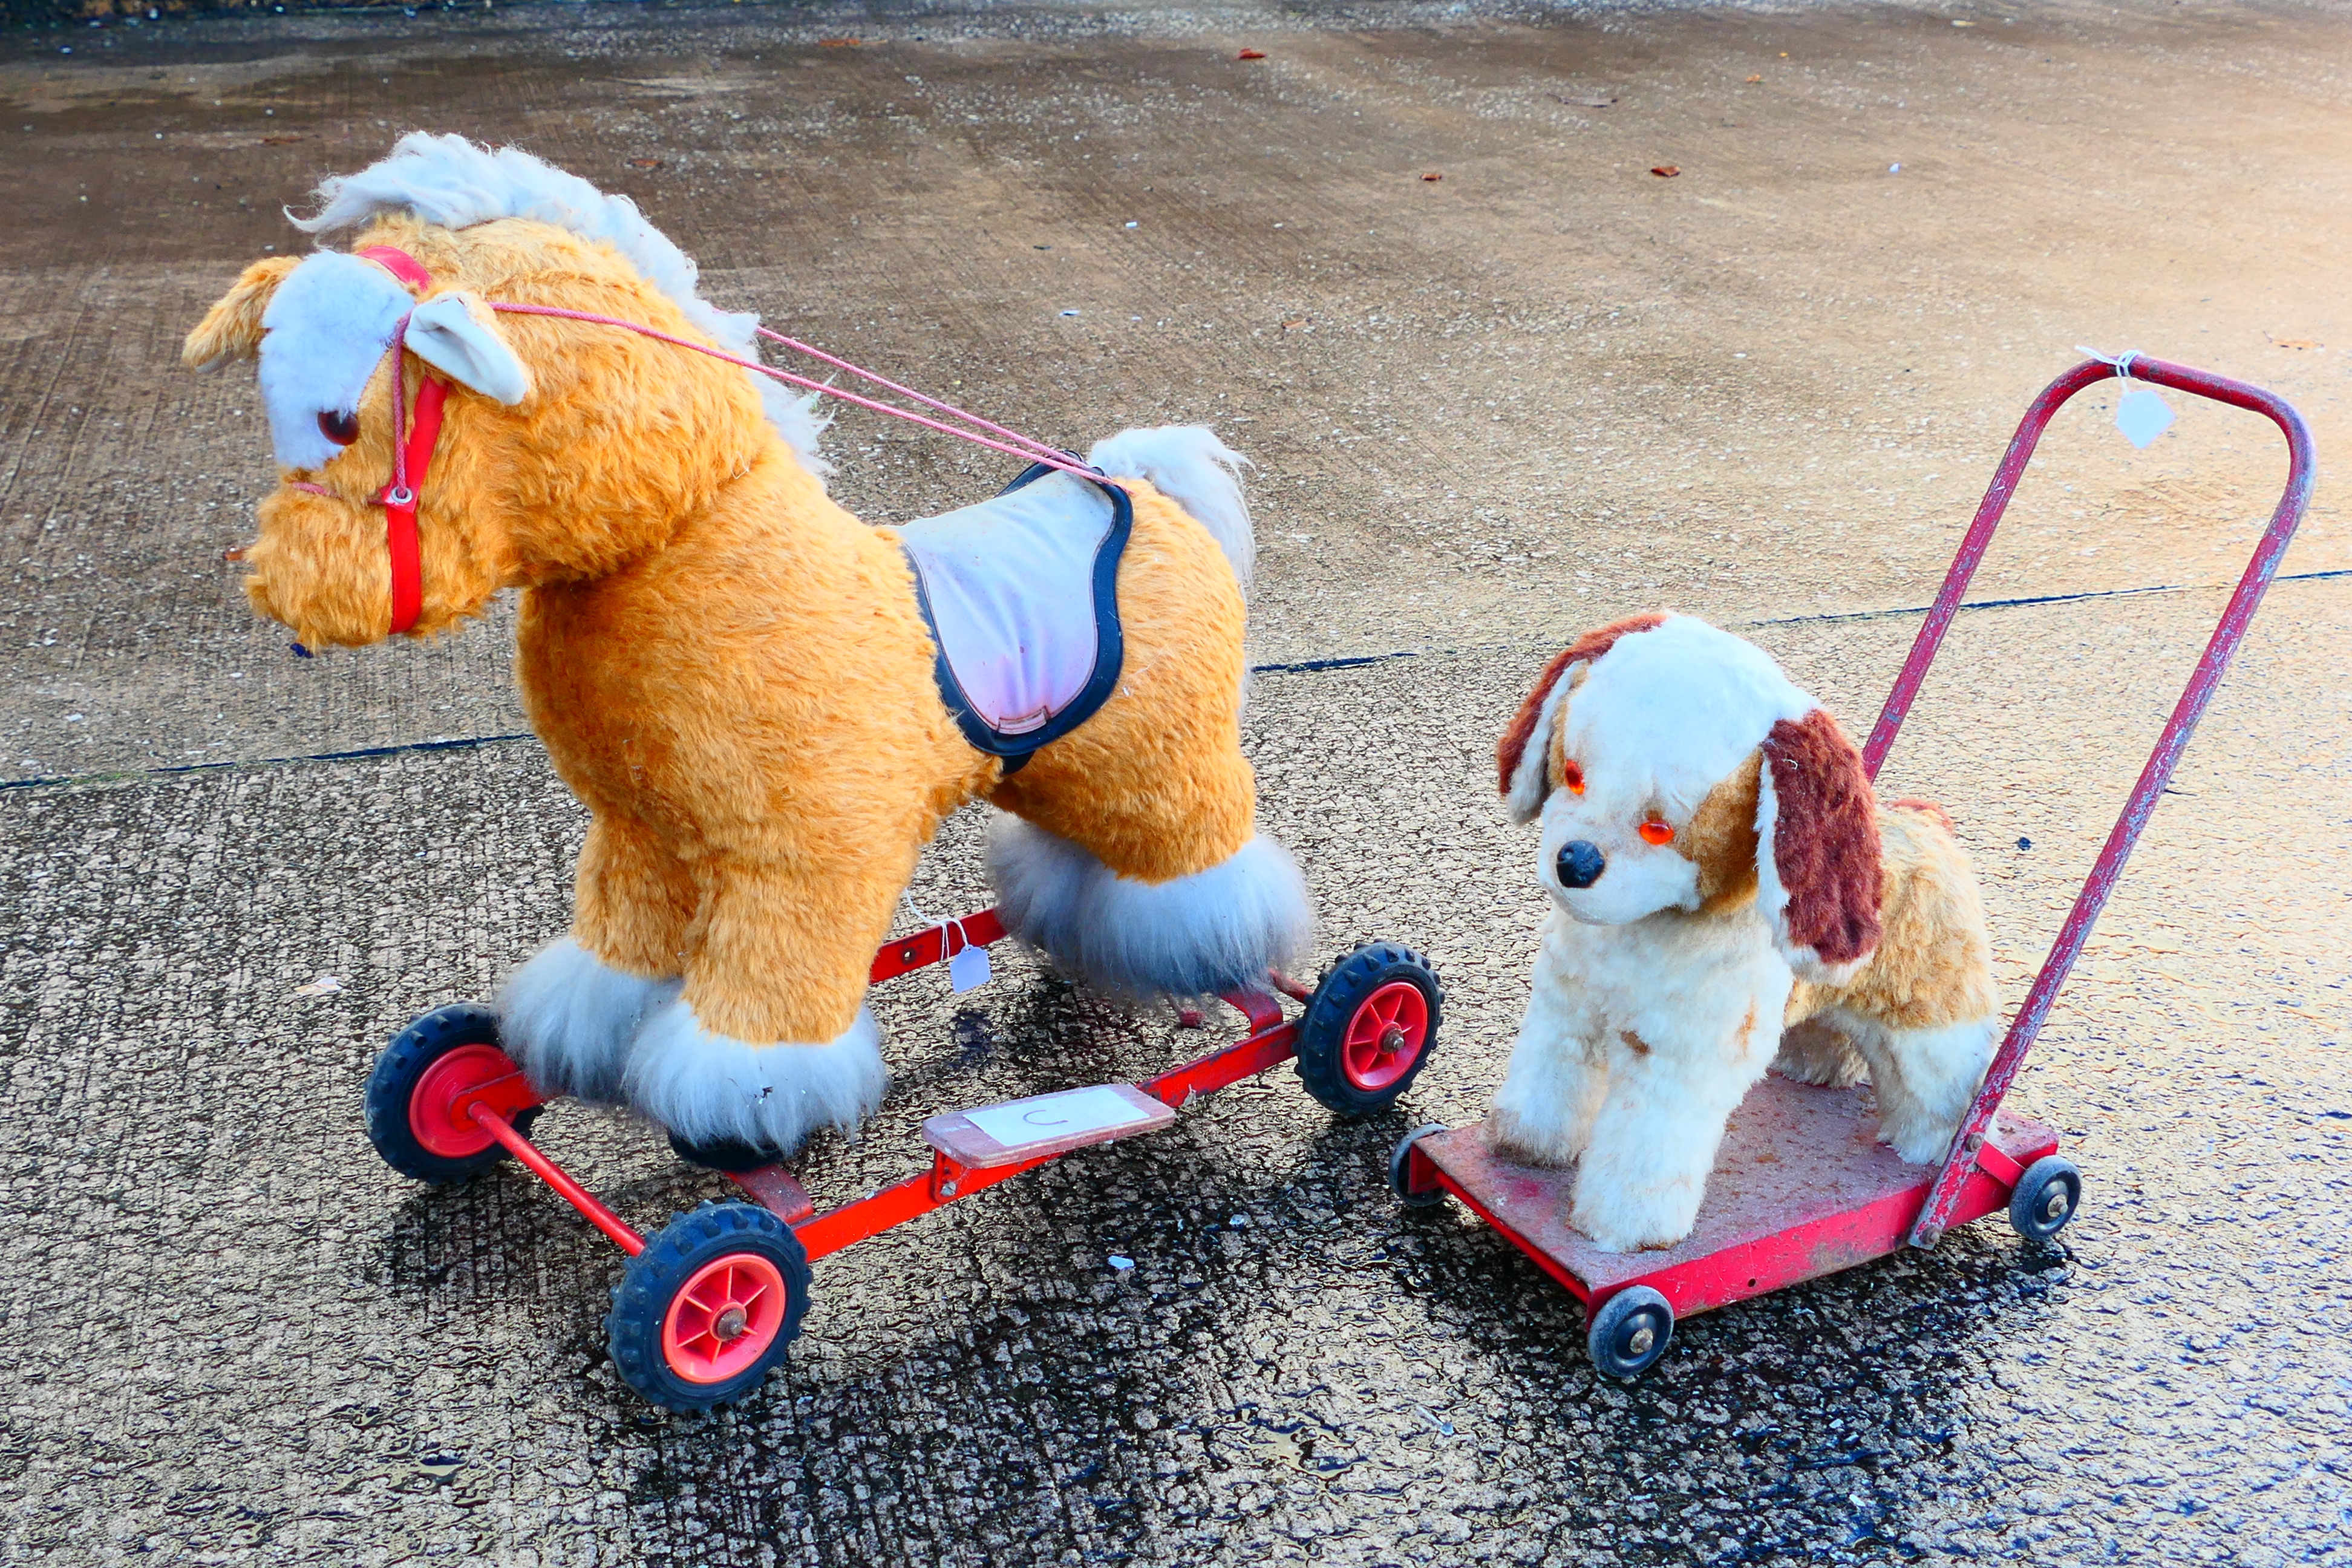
[949,941,993,993]
[965,1084,1152,1146]
[2115,385,2175,449]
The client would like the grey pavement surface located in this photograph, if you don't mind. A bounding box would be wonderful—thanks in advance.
[2,1,2350,1564]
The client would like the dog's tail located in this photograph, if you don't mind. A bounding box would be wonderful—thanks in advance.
[1086,426,1255,596]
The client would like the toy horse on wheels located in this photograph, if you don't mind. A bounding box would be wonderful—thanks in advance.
[186,135,1440,1410]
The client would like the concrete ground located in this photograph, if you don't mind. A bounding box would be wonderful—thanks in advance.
[2,0,2349,1563]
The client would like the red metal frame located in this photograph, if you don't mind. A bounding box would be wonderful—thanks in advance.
[1431,1160,1592,1304]
[1868,356,2315,1246]
[442,360,2313,1319]
[1412,1146,2030,1317]
[459,907,1304,1266]
[784,986,1299,1262]
[869,907,1007,984]
[469,1101,645,1256]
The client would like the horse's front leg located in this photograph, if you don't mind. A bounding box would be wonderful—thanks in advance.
[498,812,693,1102]
[623,841,915,1160]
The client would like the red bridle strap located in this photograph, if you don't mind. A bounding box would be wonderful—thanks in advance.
[361,246,440,635]
[359,244,434,291]
[381,371,445,634]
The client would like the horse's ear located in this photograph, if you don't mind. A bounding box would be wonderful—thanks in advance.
[406,292,532,405]
[183,256,300,371]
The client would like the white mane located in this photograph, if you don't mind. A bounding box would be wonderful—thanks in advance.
[293,132,831,480]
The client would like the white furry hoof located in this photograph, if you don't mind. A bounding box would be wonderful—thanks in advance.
[987,815,1313,1000]
[497,937,681,1103]
[623,1002,887,1156]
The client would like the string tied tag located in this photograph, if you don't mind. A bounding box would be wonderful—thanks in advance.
[2079,345,2175,449]
[902,893,993,993]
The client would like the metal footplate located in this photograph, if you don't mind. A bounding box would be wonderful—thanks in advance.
[921,1083,1177,1168]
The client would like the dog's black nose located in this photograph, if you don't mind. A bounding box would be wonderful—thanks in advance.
[1556,840,1606,889]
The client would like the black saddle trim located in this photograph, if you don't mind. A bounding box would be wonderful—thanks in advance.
[901,462,1132,777]
[996,457,1076,496]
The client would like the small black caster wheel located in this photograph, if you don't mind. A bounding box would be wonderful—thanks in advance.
[1587,1286,1674,1379]
[1295,943,1441,1117]
[2008,1155,2083,1243]
[365,1003,542,1185]
[1389,1124,1452,1207]
[607,1202,812,1413]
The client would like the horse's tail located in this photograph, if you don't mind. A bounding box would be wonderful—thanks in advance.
[1086,426,1256,597]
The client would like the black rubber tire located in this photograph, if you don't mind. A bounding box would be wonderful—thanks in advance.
[364,1002,541,1185]
[2008,1155,2083,1243]
[1295,943,1442,1117]
[607,1202,812,1413]
[1587,1286,1674,1379]
[1388,1124,1452,1207]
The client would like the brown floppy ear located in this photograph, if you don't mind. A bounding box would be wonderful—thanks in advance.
[183,255,301,371]
[1756,707,1882,980]
[1497,612,1667,823]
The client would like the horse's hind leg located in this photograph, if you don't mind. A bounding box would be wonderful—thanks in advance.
[984,486,1312,998]
[987,748,1312,999]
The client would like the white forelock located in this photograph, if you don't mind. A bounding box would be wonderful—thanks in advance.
[291,132,831,480]
[1564,615,1815,818]
[258,250,414,470]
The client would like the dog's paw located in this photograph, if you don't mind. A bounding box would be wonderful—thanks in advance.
[1776,1054,1866,1089]
[1772,1019,1867,1088]
[1879,1114,1958,1166]
[1570,1178,1699,1253]
[1485,1106,1582,1169]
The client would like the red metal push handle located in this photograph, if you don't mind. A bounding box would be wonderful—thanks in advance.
[1890,355,2314,1246]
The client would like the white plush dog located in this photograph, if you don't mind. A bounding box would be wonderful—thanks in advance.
[1487,613,1999,1252]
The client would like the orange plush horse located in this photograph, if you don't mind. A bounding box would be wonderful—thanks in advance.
[186,134,1310,1161]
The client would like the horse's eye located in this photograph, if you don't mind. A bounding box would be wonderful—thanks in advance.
[318,408,361,446]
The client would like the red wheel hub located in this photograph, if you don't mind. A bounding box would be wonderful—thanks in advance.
[410,1042,522,1158]
[662,1253,789,1383]
[1342,980,1429,1091]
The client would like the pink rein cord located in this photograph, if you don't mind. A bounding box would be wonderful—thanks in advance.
[486,303,1097,480]
[751,325,1065,465]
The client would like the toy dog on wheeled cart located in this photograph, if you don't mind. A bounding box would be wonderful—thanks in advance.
[186,134,1443,1410]
[1393,351,2315,1380]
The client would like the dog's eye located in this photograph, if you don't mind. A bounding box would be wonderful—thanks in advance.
[1559,759,1586,795]
[1639,817,1674,845]
[317,408,361,446]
